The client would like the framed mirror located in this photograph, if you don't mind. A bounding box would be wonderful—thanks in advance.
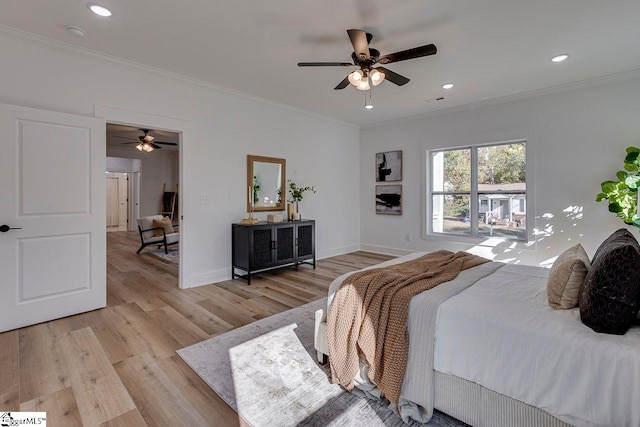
[247,155,286,212]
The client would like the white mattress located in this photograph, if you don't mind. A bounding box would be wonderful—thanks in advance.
[433,264,640,427]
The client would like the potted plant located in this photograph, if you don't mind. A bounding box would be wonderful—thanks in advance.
[596,146,640,229]
[287,179,316,220]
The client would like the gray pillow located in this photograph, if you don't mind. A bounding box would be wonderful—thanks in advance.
[547,244,590,310]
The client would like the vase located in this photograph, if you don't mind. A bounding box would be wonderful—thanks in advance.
[293,202,301,221]
[287,203,295,221]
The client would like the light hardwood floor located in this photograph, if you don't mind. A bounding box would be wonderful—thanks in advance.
[0,230,392,426]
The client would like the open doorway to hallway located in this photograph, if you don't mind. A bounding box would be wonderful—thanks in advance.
[106,123,181,292]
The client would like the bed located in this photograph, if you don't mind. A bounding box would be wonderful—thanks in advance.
[314,250,640,427]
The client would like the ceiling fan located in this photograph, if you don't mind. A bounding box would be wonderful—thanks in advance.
[298,29,437,90]
[114,129,177,152]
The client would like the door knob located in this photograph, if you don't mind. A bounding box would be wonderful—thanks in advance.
[0,225,21,232]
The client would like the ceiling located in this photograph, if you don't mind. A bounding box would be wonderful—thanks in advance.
[107,124,179,152]
[1,1,639,125]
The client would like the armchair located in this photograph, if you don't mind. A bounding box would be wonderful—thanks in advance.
[136,215,179,254]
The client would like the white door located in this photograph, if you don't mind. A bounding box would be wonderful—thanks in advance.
[117,174,128,228]
[131,171,141,229]
[0,103,106,332]
[106,177,119,226]
[106,173,128,229]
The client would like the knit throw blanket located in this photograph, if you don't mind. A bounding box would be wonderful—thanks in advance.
[327,250,489,405]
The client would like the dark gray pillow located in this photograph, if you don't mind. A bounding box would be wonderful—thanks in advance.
[590,228,636,263]
[580,229,640,334]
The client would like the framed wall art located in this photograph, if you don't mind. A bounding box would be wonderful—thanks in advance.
[376,150,402,182]
[376,185,402,215]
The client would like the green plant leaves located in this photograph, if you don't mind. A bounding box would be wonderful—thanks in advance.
[601,181,618,193]
[287,179,316,202]
[624,147,640,171]
[626,174,640,189]
[597,146,640,229]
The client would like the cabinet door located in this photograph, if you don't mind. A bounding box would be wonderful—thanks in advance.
[251,226,274,268]
[296,223,315,260]
[275,224,296,264]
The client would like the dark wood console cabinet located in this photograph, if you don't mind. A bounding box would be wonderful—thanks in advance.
[232,219,315,285]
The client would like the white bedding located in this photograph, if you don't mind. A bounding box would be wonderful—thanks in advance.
[326,252,503,422]
[434,264,640,427]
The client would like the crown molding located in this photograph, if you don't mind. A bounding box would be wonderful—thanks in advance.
[365,68,640,129]
[0,25,360,130]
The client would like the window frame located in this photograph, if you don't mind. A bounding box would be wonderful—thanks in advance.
[424,139,529,243]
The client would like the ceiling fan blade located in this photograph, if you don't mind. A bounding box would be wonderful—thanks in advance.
[153,141,178,146]
[298,62,354,67]
[375,67,410,86]
[113,135,135,140]
[347,29,370,60]
[378,44,437,64]
[120,141,138,144]
[150,142,162,150]
[334,76,350,90]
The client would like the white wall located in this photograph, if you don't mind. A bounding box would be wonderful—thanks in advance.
[0,32,360,287]
[107,148,178,217]
[361,75,640,266]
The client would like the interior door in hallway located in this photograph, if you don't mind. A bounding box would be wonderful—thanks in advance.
[0,102,106,332]
[106,172,128,230]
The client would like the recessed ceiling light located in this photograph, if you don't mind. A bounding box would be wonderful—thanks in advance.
[551,54,569,63]
[364,104,373,110]
[441,83,454,90]
[67,26,86,37]
[88,4,112,17]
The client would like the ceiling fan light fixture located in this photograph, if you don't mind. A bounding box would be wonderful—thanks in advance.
[136,142,154,153]
[348,69,364,86]
[370,69,385,86]
[356,77,370,91]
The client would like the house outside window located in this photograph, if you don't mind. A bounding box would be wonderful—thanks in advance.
[428,141,527,241]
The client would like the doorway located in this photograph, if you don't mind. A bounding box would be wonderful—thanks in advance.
[105,122,181,290]
[96,105,186,289]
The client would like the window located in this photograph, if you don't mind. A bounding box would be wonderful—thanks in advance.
[429,141,527,241]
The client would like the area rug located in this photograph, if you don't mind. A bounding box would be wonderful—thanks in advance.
[148,247,179,264]
[177,298,465,427]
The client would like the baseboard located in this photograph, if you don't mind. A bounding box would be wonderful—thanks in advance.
[183,268,230,288]
[316,244,361,260]
[184,243,362,288]
[359,244,415,257]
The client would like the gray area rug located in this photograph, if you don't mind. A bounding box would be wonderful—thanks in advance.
[177,298,466,427]
[148,247,179,264]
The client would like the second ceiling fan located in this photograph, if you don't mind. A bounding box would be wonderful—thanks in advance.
[298,29,437,90]
[115,129,177,152]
